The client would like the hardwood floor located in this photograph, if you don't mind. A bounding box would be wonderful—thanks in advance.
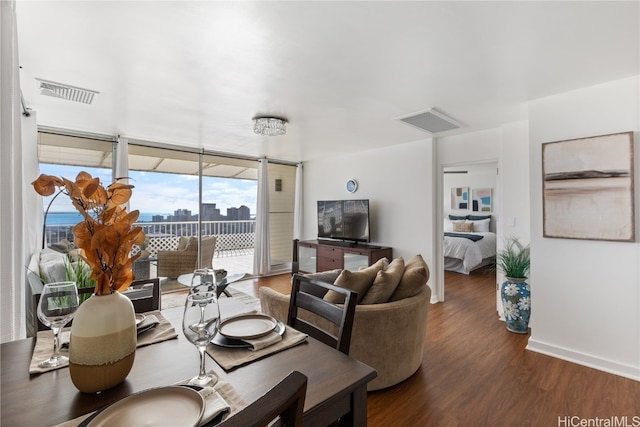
[234,270,640,427]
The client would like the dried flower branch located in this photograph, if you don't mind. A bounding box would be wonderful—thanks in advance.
[33,171,145,296]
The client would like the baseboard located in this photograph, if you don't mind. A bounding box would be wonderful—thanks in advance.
[526,338,640,382]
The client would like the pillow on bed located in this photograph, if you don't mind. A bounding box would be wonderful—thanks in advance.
[448,214,468,220]
[444,218,463,232]
[467,218,490,232]
[453,221,474,232]
[468,214,491,220]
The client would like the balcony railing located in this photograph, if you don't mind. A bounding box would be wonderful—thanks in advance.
[44,220,256,255]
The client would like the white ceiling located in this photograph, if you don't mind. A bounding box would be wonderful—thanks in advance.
[16,1,639,163]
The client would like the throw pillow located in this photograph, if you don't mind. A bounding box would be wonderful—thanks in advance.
[390,254,430,301]
[177,236,190,251]
[324,258,386,304]
[184,236,199,252]
[360,257,405,304]
[452,221,474,233]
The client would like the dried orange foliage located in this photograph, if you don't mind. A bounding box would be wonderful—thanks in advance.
[33,172,145,295]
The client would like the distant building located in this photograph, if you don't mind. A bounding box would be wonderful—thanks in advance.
[227,205,250,220]
[202,203,221,221]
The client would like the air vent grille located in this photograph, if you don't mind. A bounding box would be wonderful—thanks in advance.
[36,78,99,104]
[398,107,464,134]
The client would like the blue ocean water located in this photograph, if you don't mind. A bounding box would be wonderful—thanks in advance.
[46,212,166,225]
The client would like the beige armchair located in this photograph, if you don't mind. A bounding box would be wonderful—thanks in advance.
[260,269,431,391]
[157,235,217,278]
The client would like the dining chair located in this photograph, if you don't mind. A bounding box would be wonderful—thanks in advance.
[291,239,299,275]
[34,278,161,331]
[288,273,357,355]
[217,370,307,427]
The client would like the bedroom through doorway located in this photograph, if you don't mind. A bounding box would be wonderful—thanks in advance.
[442,162,498,293]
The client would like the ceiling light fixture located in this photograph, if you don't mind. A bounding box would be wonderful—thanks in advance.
[253,116,287,136]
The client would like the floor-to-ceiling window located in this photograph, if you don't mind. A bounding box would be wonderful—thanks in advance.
[37,132,297,286]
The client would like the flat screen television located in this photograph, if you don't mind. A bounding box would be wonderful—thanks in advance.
[317,199,370,243]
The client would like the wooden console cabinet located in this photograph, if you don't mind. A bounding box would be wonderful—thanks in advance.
[297,240,393,274]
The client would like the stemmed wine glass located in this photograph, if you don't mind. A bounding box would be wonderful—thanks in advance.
[37,281,79,368]
[182,286,220,386]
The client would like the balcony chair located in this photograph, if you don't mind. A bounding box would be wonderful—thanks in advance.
[157,235,217,278]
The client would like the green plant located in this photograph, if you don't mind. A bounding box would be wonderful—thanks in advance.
[64,256,96,303]
[140,237,149,251]
[496,237,530,279]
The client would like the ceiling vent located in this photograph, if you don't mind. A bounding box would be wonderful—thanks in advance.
[397,107,464,134]
[36,78,99,104]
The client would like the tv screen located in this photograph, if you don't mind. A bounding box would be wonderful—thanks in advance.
[317,199,369,243]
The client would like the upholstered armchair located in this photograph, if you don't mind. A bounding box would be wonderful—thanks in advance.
[157,235,217,278]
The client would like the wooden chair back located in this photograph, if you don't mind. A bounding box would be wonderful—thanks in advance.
[287,273,357,355]
[34,278,161,331]
[217,370,307,427]
[292,239,299,275]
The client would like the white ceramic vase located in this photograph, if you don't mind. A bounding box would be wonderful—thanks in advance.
[69,291,136,393]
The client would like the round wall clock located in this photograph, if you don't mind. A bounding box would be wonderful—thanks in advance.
[346,179,358,193]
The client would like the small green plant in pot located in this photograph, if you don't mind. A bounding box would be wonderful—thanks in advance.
[497,237,531,334]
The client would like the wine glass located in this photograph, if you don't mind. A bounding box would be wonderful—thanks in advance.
[37,281,79,368]
[182,286,219,386]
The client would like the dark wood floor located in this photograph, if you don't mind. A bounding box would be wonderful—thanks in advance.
[235,269,640,427]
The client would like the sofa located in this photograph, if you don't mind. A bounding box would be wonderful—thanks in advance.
[259,254,431,391]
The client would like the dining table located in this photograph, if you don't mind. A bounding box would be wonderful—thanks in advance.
[1,304,377,427]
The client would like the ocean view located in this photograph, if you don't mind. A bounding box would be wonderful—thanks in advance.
[46,212,169,225]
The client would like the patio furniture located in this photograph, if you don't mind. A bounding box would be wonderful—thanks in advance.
[157,236,217,278]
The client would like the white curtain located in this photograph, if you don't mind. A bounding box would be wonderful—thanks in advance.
[1,0,39,342]
[115,137,130,210]
[253,158,271,275]
[293,163,303,240]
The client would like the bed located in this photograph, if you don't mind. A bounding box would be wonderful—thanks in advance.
[443,216,496,275]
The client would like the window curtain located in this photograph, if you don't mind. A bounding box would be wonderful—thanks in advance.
[1,0,40,342]
[293,163,303,240]
[253,158,271,275]
[115,137,130,210]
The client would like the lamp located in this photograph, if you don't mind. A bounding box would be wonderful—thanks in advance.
[253,116,287,136]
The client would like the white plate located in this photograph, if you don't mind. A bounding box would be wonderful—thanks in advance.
[85,386,204,427]
[218,313,278,340]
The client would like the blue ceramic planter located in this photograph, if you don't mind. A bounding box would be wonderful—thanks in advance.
[500,278,531,334]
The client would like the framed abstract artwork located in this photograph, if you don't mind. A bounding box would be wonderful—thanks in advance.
[451,187,469,210]
[542,131,635,242]
[472,188,492,212]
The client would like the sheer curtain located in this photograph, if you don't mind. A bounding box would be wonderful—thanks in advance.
[1,0,40,342]
[253,158,271,275]
[293,163,303,240]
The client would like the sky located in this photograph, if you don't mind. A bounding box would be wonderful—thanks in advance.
[39,164,258,217]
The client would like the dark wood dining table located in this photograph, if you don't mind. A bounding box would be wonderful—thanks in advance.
[1,306,376,427]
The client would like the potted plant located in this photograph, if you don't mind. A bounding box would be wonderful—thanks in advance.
[33,171,145,393]
[496,237,531,334]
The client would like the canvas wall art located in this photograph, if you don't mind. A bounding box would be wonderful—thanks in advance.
[451,187,469,210]
[542,131,635,242]
[472,188,492,212]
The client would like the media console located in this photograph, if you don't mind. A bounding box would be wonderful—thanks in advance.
[297,239,393,274]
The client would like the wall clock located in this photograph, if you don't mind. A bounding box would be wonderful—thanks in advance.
[346,179,358,193]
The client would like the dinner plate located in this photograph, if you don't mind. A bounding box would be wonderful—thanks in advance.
[213,319,285,348]
[80,386,204,427]
[217,313,278,340]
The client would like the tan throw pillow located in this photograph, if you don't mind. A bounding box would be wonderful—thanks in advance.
[360,257,405,304]
[452,221,474,232]
[324,258,386,304]
[389,255,430,301]
[177,236,190,251]
[184,236,199,252]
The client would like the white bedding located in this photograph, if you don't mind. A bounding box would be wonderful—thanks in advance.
[444,232,496,274]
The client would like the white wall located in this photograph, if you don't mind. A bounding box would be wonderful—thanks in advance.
[527,76,640,380]
[302,139,436,285]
